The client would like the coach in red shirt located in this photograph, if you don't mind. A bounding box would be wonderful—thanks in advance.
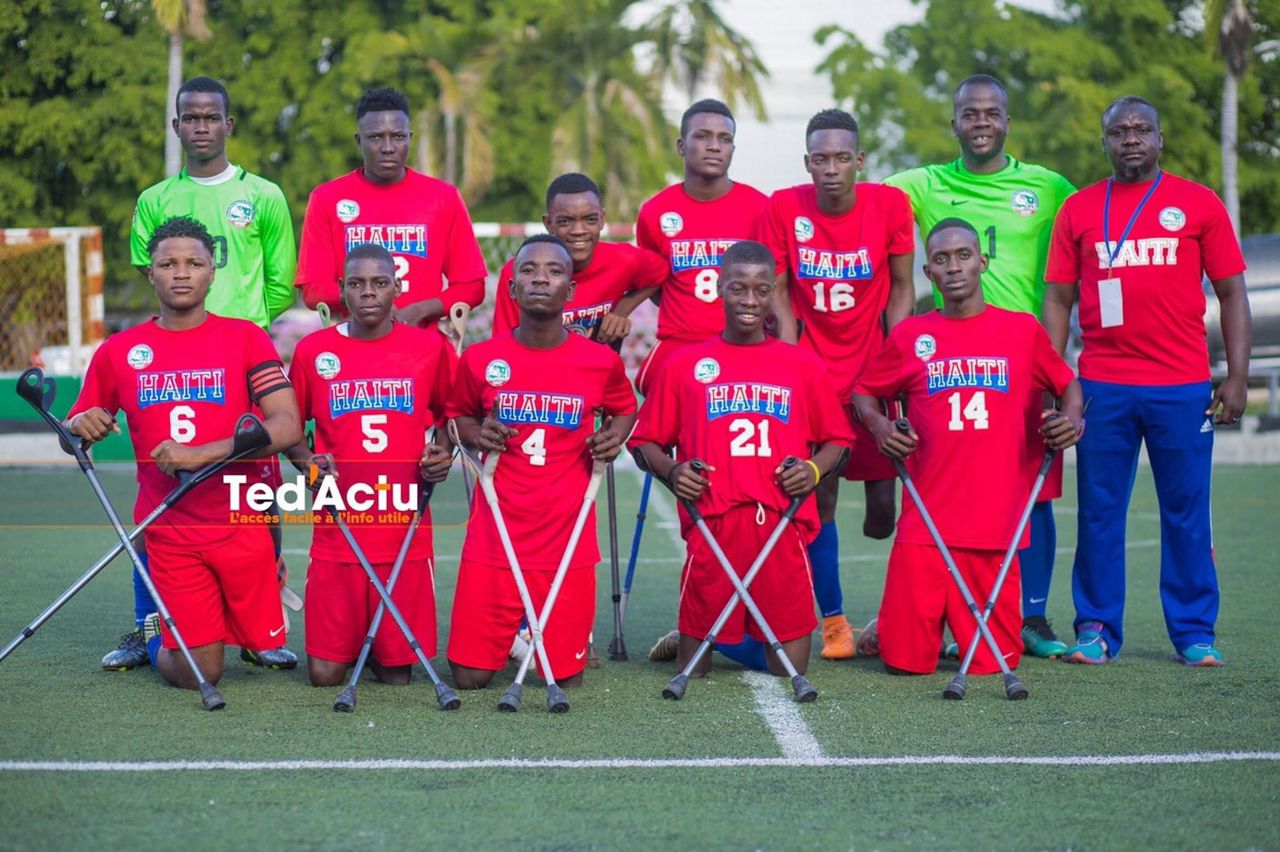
[1042,96,1251,667]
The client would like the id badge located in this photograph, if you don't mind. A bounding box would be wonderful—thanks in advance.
[1098,277,1124,328]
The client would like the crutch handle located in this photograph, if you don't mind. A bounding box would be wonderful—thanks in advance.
[894,417,912,435]
[778,456,806,521]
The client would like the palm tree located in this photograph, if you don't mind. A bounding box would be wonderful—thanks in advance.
[151,0,211,177]
[420,53,499,204]
[645,0,769,121]
[1207,0,1255,235]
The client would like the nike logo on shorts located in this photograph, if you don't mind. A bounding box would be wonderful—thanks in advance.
[1029,597,1047,605]
[269,624,286,638]
[574,649,587,660]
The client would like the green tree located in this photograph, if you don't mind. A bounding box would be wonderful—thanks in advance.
[152,0,211,177]
[816,0,1280,236]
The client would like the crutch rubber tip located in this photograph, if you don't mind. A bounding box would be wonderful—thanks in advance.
[662,674,689,700]
[333,687,357,712]
[497,683,523,712]
[435,682,462,711]
[200,684,226,712]
[791,675,818,703]
[608,636,628,662]
[942,676,967,701]
[1004,674,1029,701]
[546,684,570,713]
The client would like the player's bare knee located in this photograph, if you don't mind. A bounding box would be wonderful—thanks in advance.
[676,634,711,676]
[816,477,839,523]
[449,663,495,690]
[371,662,412,685]
[863,479,896,539]
[307,657,349,687]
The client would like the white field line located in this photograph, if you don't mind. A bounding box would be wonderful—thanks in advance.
[637,470,824,760]
[2,752,1277,773]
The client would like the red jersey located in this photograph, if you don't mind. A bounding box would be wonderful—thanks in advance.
[635,181,768,343]
[290,322,452,564]
[490,241,668,337]
[68,314,289,547]
[295,168,488,314]
[762,183,915,401]
[1045,171,1246,384]
[627,336,854,541]
[855,307,1076,550]
[448,332,636,570]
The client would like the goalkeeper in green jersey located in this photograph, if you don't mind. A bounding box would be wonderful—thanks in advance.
[106,76,298,672]
[883,74,1075,659]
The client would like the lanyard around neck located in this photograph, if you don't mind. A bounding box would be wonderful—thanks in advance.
[1102,171,1162,268]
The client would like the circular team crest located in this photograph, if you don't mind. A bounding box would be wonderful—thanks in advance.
[913,334,937,362]
[1011,189,1040,217]
[225,199,255,229]
[1159,206,1186,232]
[126,344,153,370]
[659,212,684,237]
[336,199,360,224]
[485,358,512,387]
[693,357,720,384]
[794,216,814,243]
[566,321,590,337]
[315,352,341,380]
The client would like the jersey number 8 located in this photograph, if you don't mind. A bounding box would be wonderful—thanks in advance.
[694,269,719,303]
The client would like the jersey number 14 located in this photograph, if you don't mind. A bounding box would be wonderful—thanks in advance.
[947,391,990,431]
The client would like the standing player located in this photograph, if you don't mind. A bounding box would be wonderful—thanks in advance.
[491,173,667,343]
[67,217,301,690]
[629,240,853,676]
[287,243,454,686]
[446,235,637,690]
[119,75,297,672]
[885,74,1077,658]
[633,99,769,396]
[296,87,488,331]
[852,219,1083,677]
[1043,96,1251,667]
[763,108,916,660]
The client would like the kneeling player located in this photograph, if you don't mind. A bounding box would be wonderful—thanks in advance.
[629,240,853,676]
[287,243,454,686]
[852,219,1083,676]
[66,217,301,690]
[447,235,637,689]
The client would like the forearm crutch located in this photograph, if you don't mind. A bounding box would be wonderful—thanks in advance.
[617,471,652,631]
[661,459,816,703]
[891,419,1028,701]
[944,448,1057,700]
[499,460,606,712]
[329,509,461,711]
[333,480,436,712]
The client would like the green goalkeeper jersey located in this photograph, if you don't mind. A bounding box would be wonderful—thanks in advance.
[130,166,296,330]
[885,156,1074,317]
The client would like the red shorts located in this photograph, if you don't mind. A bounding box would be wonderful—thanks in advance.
[679,505,817,644]
[447,560,596,680]
[877,541,1022,675]
[842,409,896,482]
[145,526,283,651]
[304,557,436,665]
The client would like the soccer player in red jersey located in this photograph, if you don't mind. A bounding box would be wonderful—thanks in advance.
[629,240,854,676]
[286,243,454,687]
[853,219,1083,676]
[295,87,488,329]
[633,99,768,396]
[446,235,637,690]
[761,109,916,660]
[491,173,667,344]
[1043,97,1251,667]
[66,217,302,691]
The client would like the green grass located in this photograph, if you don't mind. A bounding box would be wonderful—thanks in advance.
[1,462,1278,850]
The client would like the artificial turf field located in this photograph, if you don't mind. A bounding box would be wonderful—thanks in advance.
[0,459,1277,850]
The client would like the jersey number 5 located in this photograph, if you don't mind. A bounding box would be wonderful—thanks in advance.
[947,391,990,431]
[361,414,388,452]
[728,418,772,457]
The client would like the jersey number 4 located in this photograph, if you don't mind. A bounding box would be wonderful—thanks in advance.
[729,418,773,457]
[947,391,990,431]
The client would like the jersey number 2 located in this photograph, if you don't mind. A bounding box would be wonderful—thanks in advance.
[729,418,772,457]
